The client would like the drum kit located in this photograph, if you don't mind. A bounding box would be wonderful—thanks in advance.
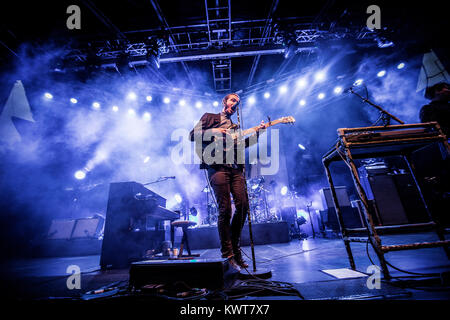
[201,175,280,226]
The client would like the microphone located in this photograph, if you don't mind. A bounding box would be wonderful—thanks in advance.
[342,85,354,93]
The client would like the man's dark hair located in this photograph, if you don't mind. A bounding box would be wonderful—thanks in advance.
[222,93,240,107]
[425,82,449,99]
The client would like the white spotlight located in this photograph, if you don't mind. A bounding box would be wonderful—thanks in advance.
[334,86,343,94]
[174,193,183,203]
[112,105,119,112]
[397,62,405,69]
[179,99,186,106]
[127,92,137,100]
[195,101,203,109]
[296,77,307,88]
[318,93,325,100]
[143,112,151,121]
[248,96,256,105]
[354,79,364,86]
[314,70,326,82]
[74,170,86,180]
[163,97,170,104]
[143,156,150,163]
[44,92,53,99]
[92,102,101,109]
[377,70,386,77]
[264,92,270,99]
[280,186,288,196]
[299,99,306,106]
[298,144,306,150]
[279,85,288,94]
[146,95,152,102]
[128,108,136,116]
[70,98,78,104]
[213,101,219,107]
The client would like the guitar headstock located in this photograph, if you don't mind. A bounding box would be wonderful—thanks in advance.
[280,116,295,124]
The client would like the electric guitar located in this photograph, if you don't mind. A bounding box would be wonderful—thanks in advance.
[196,116,295,165]
[228,116,296,140]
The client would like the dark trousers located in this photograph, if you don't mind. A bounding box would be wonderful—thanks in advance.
[207,166,249,258]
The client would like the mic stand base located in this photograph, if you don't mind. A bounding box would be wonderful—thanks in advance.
[238,267,272,280]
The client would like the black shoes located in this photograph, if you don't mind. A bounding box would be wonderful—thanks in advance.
[233,252,249,269]
[227,257,242,271]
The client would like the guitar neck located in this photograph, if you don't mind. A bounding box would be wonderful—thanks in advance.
[239,119,283,137]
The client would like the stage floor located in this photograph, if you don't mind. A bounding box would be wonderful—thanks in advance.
[1,232,449,301]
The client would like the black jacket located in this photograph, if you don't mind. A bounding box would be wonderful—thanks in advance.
[189,112,258,169]
[419,101,450,137]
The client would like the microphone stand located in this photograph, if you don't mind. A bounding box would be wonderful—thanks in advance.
[348,87,404,126]
[236,102,272,279]
[143,176,173,185]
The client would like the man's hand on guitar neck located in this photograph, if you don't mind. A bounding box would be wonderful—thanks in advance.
[256,120,265,132]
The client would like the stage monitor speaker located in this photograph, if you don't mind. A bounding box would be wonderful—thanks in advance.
[129,258,233,290]
[47,219,76,240]
[71,216,104,239]
[320,186,351,210]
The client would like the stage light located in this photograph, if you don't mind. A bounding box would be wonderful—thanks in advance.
[298,144,306,150]
[296,77,307,88]
[195,101,203,109]
[174,193,183,203]
[248,96,256,105]
[44,92,53,99]
[354,79,364,86]
[127,92,137,100]
[280,186,288,196]
[213,101,219,107]
[334,86,343,94]
[279,85,288,94]
[163,97,171,104]
[92,102,101,109]
[296,209,308,219]
[397,62,405,69]
[264,92,270,99]
[146,95,152,102]
[70,98,78,104]
[143,156,150,163]
[112,105,119,112]
[74,170,86,180]
[318,93,325,100]
[299,99,306,106]
[143,112,151,121]
[128,108,136,116]
[179,99,186,106]
[314,70,326,82]
[377,70,386,77]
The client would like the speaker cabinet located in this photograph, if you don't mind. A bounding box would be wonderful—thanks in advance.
[368,174,409,225]
[320,186,351,210]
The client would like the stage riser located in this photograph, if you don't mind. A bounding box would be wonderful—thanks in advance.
[186,222,290,250]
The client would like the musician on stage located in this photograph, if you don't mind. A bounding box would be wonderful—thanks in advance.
[420,82,450,137]
[189,93,265,270]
